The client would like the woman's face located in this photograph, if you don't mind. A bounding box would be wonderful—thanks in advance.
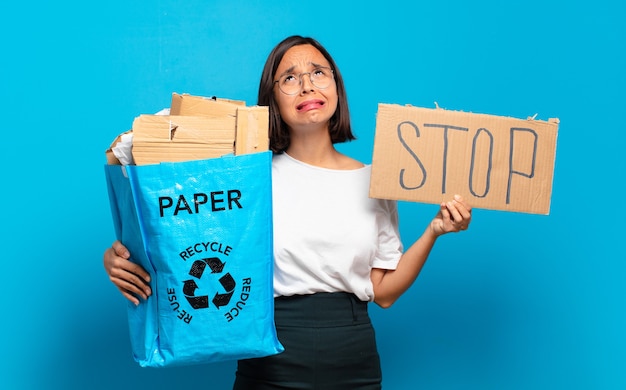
[273,44,338,134]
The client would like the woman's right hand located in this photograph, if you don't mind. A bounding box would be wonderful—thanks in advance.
[104,240,152,306]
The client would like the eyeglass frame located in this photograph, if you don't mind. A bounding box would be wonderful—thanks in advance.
[273,66,335,95]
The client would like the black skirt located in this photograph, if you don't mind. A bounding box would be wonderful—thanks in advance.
[233,292,382,390]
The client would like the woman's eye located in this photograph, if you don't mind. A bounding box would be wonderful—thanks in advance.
[282,75,296,84]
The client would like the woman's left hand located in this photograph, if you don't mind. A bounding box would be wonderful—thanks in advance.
[430,194,472,236]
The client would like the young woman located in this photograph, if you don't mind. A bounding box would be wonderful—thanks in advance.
[104,35,472,389]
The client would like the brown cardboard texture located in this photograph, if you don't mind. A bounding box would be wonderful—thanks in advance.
[131,115,237,165]
[169,92,269,157]
[170,93,245,116]
[106,93,269,166]
[370,104,558,214]
[234,106,269,156]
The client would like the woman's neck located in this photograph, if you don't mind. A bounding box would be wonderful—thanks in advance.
[285,135,338,168]
[286,134,364,170]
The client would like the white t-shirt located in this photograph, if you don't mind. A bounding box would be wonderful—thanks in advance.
[272,153,403,302]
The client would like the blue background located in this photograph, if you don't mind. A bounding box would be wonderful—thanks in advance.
[1,1,624,389]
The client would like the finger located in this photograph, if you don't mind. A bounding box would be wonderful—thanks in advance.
[118,287,141,306]
[122,270,152,297]
[124,262,151,284]
[110,273,151,300]
[112,240,130,259]
[109,262,152,297]
[108,244,151,283]
[453,194,473,215]
[445,201,472,233]
[445,200,464,224]
[451,195,473,224]
[439,201,452,222]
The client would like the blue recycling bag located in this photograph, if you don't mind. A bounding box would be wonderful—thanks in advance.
[104,151,283,367]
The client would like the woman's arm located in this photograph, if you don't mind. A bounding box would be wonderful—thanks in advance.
[371,195,472,308]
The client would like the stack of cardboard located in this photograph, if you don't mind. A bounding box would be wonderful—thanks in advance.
[106,93,269,165]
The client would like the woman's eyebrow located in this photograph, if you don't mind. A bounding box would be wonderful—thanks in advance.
[277,65,296,78]
[284,65,296,74]
[278,62,329,77]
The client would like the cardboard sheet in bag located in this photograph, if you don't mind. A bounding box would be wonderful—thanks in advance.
[105,93,269,166]
[169,93,269,157]
[170,92,245,116]
[370,104,559,214]
[131,115,237,165]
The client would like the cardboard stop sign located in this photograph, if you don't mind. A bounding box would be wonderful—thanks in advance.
[370,104,558,214]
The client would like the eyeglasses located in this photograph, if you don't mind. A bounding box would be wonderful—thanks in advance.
[274,66,334,95]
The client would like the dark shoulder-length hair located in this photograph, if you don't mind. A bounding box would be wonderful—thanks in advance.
[257,35,355,153]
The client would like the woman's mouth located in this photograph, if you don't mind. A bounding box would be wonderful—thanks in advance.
[296,100,325,112]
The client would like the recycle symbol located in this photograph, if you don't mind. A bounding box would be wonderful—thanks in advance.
[182,257,235,310]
